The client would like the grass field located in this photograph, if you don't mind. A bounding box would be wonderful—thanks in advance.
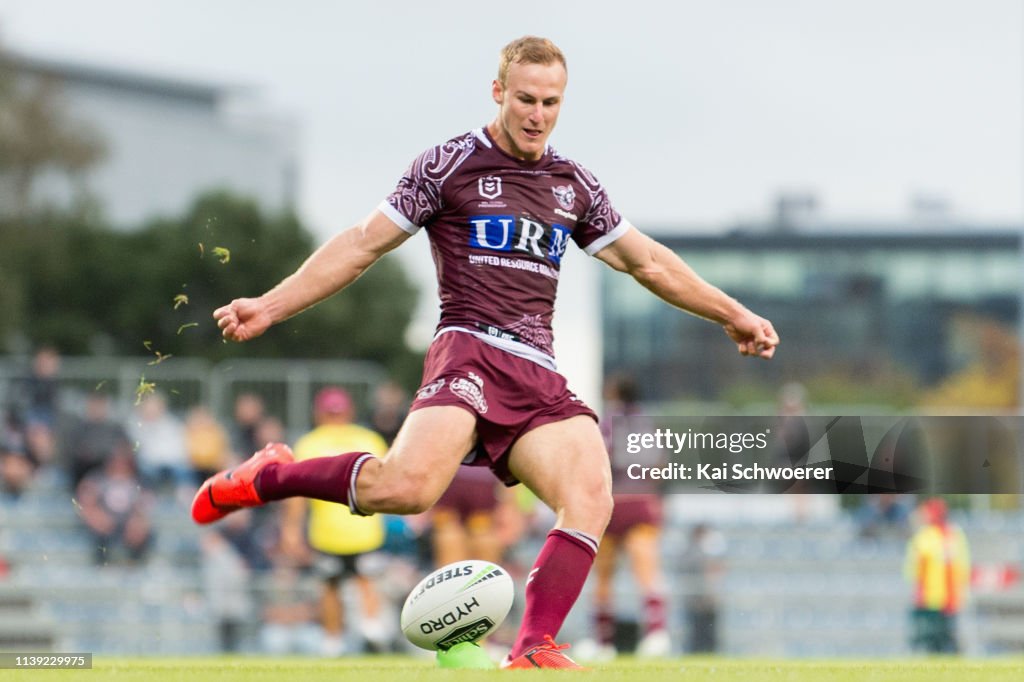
[6,656,1024,681]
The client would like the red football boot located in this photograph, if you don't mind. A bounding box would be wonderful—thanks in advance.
[191,442,294,524]
[502,635,586,670]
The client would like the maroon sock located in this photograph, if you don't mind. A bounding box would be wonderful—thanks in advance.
[510,529,598,658]
[254,451,374,515]
[595,606,616,646]
[644,593,667,634]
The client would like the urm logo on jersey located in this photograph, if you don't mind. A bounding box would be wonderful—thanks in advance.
[468,215,570,264]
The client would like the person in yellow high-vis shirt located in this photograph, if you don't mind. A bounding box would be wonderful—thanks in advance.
[903,498,970,654]
[281,387,390,656]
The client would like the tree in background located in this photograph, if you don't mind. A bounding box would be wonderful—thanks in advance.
[0,42,106,347]
[0,41,421,384]
[128,191,421,369]
[0,191,421,384]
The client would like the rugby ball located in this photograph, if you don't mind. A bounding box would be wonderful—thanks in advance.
[400,559,514,651]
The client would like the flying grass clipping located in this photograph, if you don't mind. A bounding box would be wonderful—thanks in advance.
[133,237,234,400]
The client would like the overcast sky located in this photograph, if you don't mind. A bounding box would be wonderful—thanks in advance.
[0,0,1021,239]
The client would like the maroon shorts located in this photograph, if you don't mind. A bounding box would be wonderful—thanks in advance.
[410,331,597,485]
[435,467,499,521]
[605,494,663,538]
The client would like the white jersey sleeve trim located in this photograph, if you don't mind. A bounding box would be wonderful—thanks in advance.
[472,128,492,148]
[377,200,421,235]
[583,218,632,256]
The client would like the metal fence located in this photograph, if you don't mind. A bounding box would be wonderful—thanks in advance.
[0,355,388,438]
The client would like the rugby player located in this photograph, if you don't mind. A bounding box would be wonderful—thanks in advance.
[194,35,778,669]
[431,466,522,568]
[583,375,670,660]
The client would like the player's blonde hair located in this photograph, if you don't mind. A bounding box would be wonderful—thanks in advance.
[497,36,567,86]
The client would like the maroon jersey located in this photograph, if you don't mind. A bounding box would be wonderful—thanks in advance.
[379,127,627,368]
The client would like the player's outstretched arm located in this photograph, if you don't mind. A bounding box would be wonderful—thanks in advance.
[214,210,411,342]
[594,226,779,359]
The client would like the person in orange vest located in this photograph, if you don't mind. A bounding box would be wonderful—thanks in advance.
[903,498,970,653]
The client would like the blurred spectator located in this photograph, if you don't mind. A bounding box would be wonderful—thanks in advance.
[281,386,392,656]
[580,374,669,660]
[904,498,971,654]
[251,416,287,527]
[777,381,808,416]
[200,509,268,652]
[13,346,62,427]
[856,494,913,539]
[225,509,275,572]
[23,418,58,470]
[76,449,155,566]
[128,392,191,494]
[254,415,286,451]
[0,441,35,501]
[775,382,817,510]
[259,565,322,656]
[65,391,131,490]
[680,524,727,654]
[379,514,423,562]
[231,393,266,457]
[185,406,231,483]
[370,380,408,445]
[1,408,26,453]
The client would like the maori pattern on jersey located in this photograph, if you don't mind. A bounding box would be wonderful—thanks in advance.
[383,129,626,363]
[505,314,554,351]
[386,132,478,228]
[552,150,622,237]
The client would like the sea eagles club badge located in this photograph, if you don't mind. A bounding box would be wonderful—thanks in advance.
[551,184,575,210]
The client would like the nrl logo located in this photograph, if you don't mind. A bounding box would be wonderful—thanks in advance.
[478,176,502,200]
[551,184,575,211]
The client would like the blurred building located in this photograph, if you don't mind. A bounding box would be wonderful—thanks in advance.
[603,226,1021,409]
[4,52,297,226]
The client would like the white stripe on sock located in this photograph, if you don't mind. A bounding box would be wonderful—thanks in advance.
[348,453,375,516]
[558,528,600,555]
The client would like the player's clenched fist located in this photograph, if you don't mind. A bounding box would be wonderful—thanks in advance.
[723,312,779,360]
[213,297,273,342]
